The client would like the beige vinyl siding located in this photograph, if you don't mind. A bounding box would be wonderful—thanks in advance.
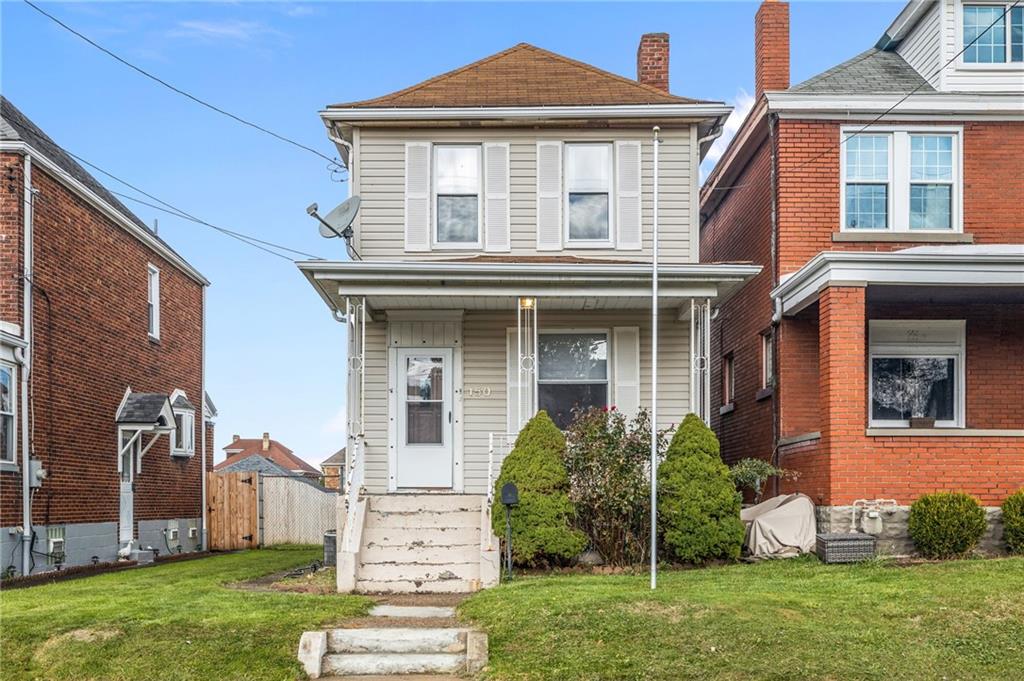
[353,127,695,263]
[897,1,942,88]
[359,309,691,494]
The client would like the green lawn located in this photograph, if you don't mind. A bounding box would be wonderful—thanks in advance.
[461,556,1024,681]
[0,546,370,681]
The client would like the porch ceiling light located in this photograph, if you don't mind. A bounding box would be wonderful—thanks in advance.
[518,297,535,310]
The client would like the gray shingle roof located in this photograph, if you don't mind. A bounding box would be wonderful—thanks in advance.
[790,48,934,94]
[117,393,172,424]
[321,448,346,466]
[172,394,196,411]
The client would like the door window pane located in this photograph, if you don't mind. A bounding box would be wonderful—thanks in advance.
[539,384,608,430]
[871,357,955,422]
[565,144,611,241]
[406,356,444,445]
[964,5,1006,63]
[538,334,608,380]
[435,146,479,244]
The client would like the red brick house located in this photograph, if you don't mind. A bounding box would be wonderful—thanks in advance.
[700,1,1023,552]
[216,433,321,480]
[1,97,214,575]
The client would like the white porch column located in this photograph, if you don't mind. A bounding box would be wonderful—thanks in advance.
[516,297,538,431]
[345,297,366,491]
[689,298,712,424]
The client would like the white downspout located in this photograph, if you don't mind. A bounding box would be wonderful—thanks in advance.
[650,126,661,591]
[20,155,33,576]
[200,285,208,551]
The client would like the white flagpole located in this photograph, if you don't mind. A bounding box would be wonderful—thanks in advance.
[650,125,661,590]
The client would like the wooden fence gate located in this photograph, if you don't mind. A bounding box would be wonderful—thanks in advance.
[207,472,259,550]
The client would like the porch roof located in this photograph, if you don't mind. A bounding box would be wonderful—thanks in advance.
[772,245,1024,317]
[297,259,761,315]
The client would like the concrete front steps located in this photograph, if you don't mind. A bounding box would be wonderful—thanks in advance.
[355,495,499,594]
[298,604,487,679]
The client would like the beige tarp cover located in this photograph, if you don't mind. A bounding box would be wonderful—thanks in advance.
[741,493,816,559]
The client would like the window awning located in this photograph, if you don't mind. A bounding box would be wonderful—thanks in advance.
[771,246,1024,317]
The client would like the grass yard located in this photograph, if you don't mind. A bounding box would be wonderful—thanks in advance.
[461,556,1024,681]
[0,546,370,681]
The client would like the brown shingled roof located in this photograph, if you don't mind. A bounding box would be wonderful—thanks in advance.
[330,43,708,109]
[216,436,319,475]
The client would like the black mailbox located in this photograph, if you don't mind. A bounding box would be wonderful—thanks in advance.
[501,482,520,507]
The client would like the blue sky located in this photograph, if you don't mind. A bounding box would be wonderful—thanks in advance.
[2,0,902,467]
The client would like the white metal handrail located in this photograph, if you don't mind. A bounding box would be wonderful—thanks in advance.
[342,432,365,553]
[486,432,517,505]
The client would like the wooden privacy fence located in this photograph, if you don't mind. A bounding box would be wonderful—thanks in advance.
[207,472,259,550]
[207,472,337,550]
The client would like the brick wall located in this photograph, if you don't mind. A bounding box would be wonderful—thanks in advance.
[1,153,24,327]
[0,155,207,529]
[701,138,775,465]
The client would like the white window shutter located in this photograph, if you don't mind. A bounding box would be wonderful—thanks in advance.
[404,142,431,252]
[536,141,562,251]
[616,141,642,250]
[484,143,511,252]
[613,326,641,420]
[506,328,521,432]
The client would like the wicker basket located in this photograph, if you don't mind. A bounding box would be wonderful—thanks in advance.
[816,532,876,563]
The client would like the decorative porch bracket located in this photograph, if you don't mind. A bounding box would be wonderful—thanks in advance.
[516,297,538,432]
[690,298,711,424]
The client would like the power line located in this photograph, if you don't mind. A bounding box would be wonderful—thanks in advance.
[706,0,1020,197]
[22,0,344,176]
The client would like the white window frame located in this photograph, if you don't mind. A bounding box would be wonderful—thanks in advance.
[868,320,966,429]
[722,353,735,405]
[537,329,612,424]
[761,332,774,390]
[147,264,160,340]
[0,362,15,464]
[432,144,482,250]
[839,127,963,234]
[564,142,615,248]
[172,408,195,456]
[957,1,1024,69]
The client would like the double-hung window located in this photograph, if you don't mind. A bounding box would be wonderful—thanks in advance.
[173,409,195,456]
[761,333,774,390]
[963,4,1024,64]
[722,353,736,406]
[537,332,609,429]
[841,128,961,233]
[1,364,14,463]
[869,321,965,428]
[434,145,481,247]
[565,143,613,245]
[147,264,160,340]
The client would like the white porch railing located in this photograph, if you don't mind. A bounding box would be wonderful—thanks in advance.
[341,433,365,553]
[483,431,517,552]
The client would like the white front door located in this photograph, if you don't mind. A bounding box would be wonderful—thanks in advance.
[395,348,454,489]
[119,432,137,544]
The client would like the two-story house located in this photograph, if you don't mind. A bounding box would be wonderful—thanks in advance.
[1,97,215,576]
[700,0,1023,553]
[300,37,760,592]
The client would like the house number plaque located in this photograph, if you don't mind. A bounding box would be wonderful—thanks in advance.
[464,387,492,398]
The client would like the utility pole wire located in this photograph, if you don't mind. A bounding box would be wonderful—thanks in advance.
[23,0,344,175]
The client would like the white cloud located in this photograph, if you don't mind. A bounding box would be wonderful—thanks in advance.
[283,5,316,18]
[700,88,756,182]
[167,20,285,44]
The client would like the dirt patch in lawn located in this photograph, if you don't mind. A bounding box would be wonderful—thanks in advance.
[34,628,122,663]
[231,567,337,594]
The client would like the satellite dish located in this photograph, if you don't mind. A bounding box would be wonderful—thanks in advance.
[318,195,361,238]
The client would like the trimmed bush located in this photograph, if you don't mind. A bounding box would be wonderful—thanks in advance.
[908,492,987,558]
[658,414,744,563]
[1002,489,1024,555]
[491,411,587,567]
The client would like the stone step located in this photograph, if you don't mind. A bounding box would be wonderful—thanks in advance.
[322,652,465,676]
[369,494,483,513]
[361,542,478,565]
[368,605,457,619]
[366,509,481,529]
[359,561,479,584]
[327,628,466,654]
[356,578,479,594]
[362,526,480,548]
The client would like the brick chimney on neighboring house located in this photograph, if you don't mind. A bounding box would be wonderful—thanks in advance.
[637,33,670,92]
[262,432,270,451]
[754,0,790,100]
[232,434,240,442]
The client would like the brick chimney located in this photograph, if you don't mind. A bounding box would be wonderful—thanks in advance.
[262,432,270,451]
[232,434,240,442]
[754,0,790,100]
[636,33,670,92]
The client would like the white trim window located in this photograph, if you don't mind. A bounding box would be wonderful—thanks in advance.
[962,3,1024,64]
[433,145,481,247]
[868,320,966,428]
[761,332,774,390]
[565,143,614,246]
[147,264,160,340]
[173,409,195,456]
[722,352,736,405]
[0,363,15,463]
[537,331,609,429]
[841,128,962,233]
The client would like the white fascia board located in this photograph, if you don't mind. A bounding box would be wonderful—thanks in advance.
[765,92,1024,120]
[0,141,209,286]
[320,104,732,123]
[772,250,1024,315]
[878,0,934,49]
